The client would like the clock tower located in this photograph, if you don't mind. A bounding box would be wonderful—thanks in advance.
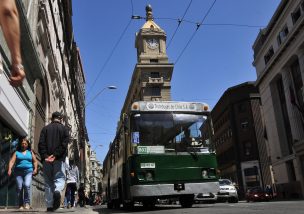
[121,5,174,115]
[135,5,170,63]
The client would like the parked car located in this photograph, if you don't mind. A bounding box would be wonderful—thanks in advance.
[216,179,238,203]
[245,186,271,202]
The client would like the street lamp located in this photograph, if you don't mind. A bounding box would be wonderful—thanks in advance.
[93,144,103,152]
[86,85,117,107]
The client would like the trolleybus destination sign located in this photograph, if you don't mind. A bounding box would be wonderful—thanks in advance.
[145,102,199,112]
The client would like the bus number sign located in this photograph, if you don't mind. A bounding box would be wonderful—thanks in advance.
[137,146,148,154]
[137,146,165,154]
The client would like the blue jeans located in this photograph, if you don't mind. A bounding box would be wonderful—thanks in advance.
[66,182,77,206]
[43,160,66,208]
[15,170,32,206]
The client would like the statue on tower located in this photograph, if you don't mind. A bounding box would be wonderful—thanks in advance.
[146,4,153,21]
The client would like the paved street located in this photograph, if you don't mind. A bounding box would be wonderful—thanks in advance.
[91,200,303,214]
[0,206,98,214]
[0,200,303,213]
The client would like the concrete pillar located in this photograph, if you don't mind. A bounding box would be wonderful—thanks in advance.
[297,49,304,85]
[281,68,304,142]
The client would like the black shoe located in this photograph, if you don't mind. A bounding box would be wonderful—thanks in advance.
[53,191,61,210]
[47,207,54,212]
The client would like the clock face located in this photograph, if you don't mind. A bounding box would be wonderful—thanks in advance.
[147,38,159,49]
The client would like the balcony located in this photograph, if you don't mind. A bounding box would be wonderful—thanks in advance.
[148,77,164,85]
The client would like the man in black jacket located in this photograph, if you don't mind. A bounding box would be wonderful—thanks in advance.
[38,111,69,212]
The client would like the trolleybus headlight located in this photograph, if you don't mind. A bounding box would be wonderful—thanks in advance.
[202,170,208,178]
[132,103,139,110]
[145,171,154,181]
[201,168,216,178]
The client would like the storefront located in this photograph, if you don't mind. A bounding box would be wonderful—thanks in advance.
[294,141,304,198]
[0,70,30,207]
[0,121,19,207]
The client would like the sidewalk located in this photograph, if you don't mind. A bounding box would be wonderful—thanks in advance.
[0,206,99,213]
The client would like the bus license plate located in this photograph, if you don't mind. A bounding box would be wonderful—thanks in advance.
[140,163,155,168]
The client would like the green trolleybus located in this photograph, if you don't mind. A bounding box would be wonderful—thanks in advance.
[102,101,219,209]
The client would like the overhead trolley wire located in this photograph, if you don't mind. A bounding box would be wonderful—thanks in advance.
[166,0,193,49]
[174,0,217,65]
[88,0,264,96]
[87,0,135,96]
[155,17,264,28]
[87,19,132,96]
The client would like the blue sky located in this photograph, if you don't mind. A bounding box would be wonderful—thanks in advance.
[72,0,281,162]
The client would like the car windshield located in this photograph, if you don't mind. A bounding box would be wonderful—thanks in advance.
[219,179,232,186]
[130,113,211,153]
[249,187,263,193]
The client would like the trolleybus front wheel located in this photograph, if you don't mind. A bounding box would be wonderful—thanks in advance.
[180,195,194,208]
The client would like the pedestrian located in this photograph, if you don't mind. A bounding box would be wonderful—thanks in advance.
[266,184,273,198]
[65,159,79,208]
[7,137,38,210]
[77,183,86,207]
[38,111,69,212]
[62,157,70,208]
[0,0,25,87]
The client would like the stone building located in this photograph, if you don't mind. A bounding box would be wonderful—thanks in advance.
[89,150,103,197]
[253,0,304,199]
[0,0,87,208]
[208,82,271,198]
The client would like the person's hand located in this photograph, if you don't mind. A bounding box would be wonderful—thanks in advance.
[33,169,38,176]
[8,169,12,176]
[45,155,55,162]
[9,64,25,87]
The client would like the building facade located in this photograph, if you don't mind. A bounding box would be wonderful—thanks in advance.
[210,82,271,198]
[0,0,87,208]
[253,0,304,199]
[89,150,102,197]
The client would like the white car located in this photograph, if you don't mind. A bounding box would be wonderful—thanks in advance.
[217,179,238,203]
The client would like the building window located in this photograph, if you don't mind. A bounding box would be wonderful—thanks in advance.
[150,59,159,63]
[244,141,252,156]
[151,72,160,78]
[151,87,161,96]
[292,7,301,24]
[241,121,249,129]
[238,103,246,112]
[244,167,259,187]
[286,160,296,181]
[277,25,289,45]
[264,46,274,64]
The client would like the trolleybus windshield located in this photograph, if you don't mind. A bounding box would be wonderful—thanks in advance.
[130,113,210,154]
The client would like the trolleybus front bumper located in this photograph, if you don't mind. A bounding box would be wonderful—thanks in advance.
[130,181,219,197]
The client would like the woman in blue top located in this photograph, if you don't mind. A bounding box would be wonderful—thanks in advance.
[8,137,38,210]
